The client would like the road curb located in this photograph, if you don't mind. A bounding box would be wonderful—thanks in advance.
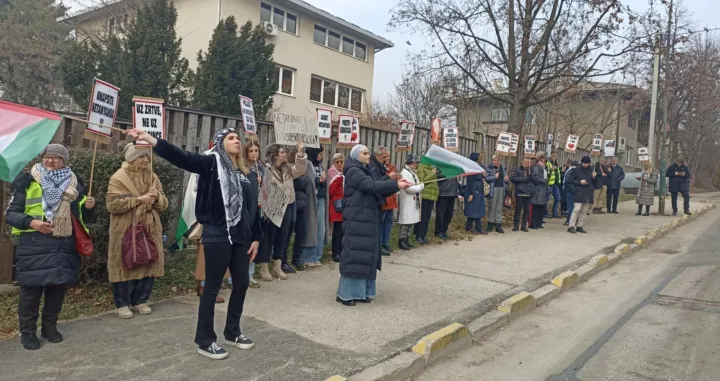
[333,202,716,381]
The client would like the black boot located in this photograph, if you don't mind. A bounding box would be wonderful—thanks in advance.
[486,223,495,233]
[521,223,529,232]
[21,333,40,350]
[643,206,650,216]
[41,326,63,343]
[399,239,411,251]
[635,205,642,215]
[495,224,505,234]
[416,236,427,245]
[512,223,519,232]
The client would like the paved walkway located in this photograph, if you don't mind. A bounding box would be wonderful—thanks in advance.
[0,199,706,381]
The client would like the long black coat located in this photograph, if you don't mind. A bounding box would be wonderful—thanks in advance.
[530,163,548,205]
[510,166,532,196]
[666,163,691,193]
[567,165,595,204]
[340,158,399,280]
[6,173,92,287]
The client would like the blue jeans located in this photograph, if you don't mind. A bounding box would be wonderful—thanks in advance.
[381,210,394,246]
[311,201,327,263]
[546,185,561,217]
[565,191,574,224]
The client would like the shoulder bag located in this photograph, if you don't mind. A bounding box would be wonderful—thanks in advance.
[116,169,159,269]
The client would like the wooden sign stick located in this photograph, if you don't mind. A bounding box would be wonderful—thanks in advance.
[88,134,99,197]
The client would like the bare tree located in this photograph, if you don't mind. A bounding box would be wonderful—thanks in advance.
[390,58,456,127]
[390,0,646,135]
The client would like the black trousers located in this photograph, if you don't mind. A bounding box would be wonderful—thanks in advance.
[281,203,296,265]
[414,199,435,238]
[434,197,456,235]
[257,209,292,264]
[530,204,546,228]
[671,191,691,213]
[606,188,620,212]
[19,285,67,334]
[332,221,342,257]
[195,242,250,348]
[465,218,483,232]
[514,196,531,228]
[112,277,155,308]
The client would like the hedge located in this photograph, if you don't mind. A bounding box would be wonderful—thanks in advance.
[67,148,184,283]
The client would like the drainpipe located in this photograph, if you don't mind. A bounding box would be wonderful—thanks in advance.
[217,0,222,23]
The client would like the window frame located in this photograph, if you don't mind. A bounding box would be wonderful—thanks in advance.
[108,17,116,36]
[274,66,296,96]
[312,23,369,61]
[491,108,509,122]
[260,2,299,35]
[625,146,633,166]
[310,76,364,112]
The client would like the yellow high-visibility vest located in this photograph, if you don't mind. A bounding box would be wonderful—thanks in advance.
[11,181,89,235]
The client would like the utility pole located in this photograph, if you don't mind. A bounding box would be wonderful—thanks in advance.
[647,45,660,159]
[658,0,673,215]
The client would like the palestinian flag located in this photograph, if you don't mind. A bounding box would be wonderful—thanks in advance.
[0,101,63,182]
[420,144,486,178]
[175,172,199,249]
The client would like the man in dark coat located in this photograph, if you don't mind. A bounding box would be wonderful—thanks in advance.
[529,152,549,229]
[666,157,692,216]
[510,157,533,232]
[605,157,625,214]
[434,167,459,239]
[567,156,595,234]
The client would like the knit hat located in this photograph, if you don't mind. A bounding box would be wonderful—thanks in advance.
[42,144,69,164]
[581,156,592,164]
[405,154,418,164]
[123,143,151,163]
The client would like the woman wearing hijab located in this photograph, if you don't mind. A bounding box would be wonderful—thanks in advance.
[336,145,411,306]
[328,153,345,263]
[397,155,424,250]
[127,128,261,360]
[106,144,169,319]
[5,144,96,350]
[306,146,327,267]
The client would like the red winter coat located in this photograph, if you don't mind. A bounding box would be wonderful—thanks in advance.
[328,170,344,222]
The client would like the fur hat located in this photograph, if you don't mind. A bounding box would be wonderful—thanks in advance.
[123,143,150,163]
[42,144,69,164]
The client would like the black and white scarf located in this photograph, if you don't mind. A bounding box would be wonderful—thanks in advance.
[35,164,72,221]
[211,129,244,243]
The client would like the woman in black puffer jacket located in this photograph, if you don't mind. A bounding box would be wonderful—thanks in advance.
[336,145,411,306]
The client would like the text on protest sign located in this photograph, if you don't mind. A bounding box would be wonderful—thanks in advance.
[87,78,120,138]
[496,132,513,154]
[509,133,520,156]
[239,96,257,135]
[260,182,289,227]
[546,133,554,154]
[565,135,579,153]
[638,147,649,162]
[133,97,165,146]
[604,140,616,157]
[337,115,359,146]
[317,109,332,142]
[443,127,459,151]
[524,135,537,157]
[591,134,603,155]
[396,120,416,150]
[274,112,320,148]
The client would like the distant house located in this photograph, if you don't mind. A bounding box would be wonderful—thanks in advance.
[62,0,393,122]
[454,81,648,171]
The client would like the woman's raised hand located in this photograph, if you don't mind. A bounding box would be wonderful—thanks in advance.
[126,129,158,147]
[398,178,412,189]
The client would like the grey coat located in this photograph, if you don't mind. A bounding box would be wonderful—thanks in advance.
[530,163,548,205]
[636,170,658,206]
[294,163,318,248]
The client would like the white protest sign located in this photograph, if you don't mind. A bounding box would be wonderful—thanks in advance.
[509,133,520,156]
[638,147,649,162]
[591,133,603,155]
[443,127,459,151]
[524,135,537,157]
[397,120,416,151]
[87,78,120,138]
[337,115,359,146]
[604,140,616,157]
[274,112,320,148]
[239,96,257,135]
[565,135,579,153]
[546,133,554,154]
[317,108,332,142]
[260,181,289,227]
[496,132,513,155]
[132,97,165,146]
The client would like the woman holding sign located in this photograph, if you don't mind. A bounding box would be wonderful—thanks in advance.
[126,128,261,361]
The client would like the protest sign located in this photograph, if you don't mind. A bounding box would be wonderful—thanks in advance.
[85,78,120,144]
[239,96,257,136]
[430,118,442,142]
[317,108,332,143]
[546,133,554,154]
[337,115,359,146]
[443,127,459,151]
[565,135,579,153]
[591,133,603,155]
[396,120,416,151]
[496,132,513,155]
[509,133,520,156]
[524,135,537,158]
[604,140,616,157]
[638,147,649,162]
[260,182,289,227]
[274,112,320,148]
[132,97,165,147]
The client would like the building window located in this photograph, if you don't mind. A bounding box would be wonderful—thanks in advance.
[313,24,368,60]
[525,109,536,125]
[310,76,363,112]
[625,146,633,166]
[108,17,116,35]
[491,108,509,122]
[273,66,295,95]
[260,2,297,34]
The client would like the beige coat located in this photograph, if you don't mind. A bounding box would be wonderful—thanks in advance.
[106,162,169,283]
[263,154,307,204]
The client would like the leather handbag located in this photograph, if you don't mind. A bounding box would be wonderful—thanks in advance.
[72,215,94,257]
[122,208,159,269]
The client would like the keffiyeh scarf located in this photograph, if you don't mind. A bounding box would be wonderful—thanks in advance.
[31,163,78,237]
[211,129,244,243]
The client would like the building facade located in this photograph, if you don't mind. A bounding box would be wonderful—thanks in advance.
[64,0,393,123]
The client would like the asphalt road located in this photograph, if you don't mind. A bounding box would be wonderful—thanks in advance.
[415,197,720,381]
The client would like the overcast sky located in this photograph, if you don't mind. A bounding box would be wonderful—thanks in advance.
[66,0,720,103]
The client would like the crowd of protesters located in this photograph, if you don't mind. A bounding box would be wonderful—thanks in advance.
[5,137,693,359]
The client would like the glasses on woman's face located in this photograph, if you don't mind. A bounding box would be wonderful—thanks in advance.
[335,160,344,164]
[42,156,61,162]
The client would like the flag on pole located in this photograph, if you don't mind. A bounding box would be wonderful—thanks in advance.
[420,144,486,178]
[0,101,62,182]
[175,172,199,249]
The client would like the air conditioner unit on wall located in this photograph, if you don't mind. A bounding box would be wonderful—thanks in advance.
[618,136,626,152]
[262,21,278,37]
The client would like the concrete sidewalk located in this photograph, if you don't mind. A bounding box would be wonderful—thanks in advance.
[0,199,706,381]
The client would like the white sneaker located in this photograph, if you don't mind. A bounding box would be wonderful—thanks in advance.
[131,303,152,315]
[225,335,255,350]
[117,306,133,319]
[197,342,229,360]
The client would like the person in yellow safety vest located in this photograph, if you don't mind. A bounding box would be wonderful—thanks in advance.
[545,151,562,218]
[5,144,95,351]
